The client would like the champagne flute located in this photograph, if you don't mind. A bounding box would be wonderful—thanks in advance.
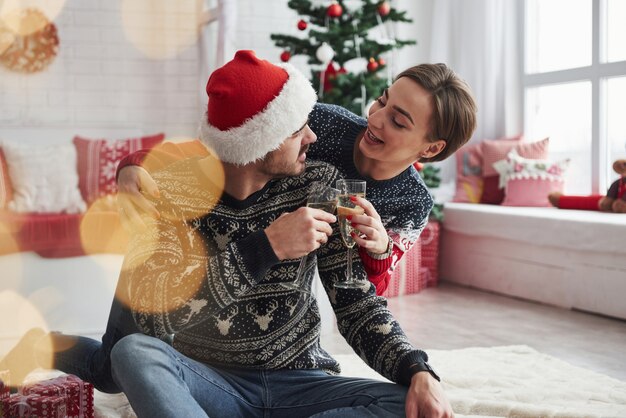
[334,179,367,289]
[281,182,339,291]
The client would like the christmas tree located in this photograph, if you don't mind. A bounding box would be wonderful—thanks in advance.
[271,0,416,115]
[418,164,443,222]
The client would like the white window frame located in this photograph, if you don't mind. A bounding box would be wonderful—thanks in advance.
[521,0,626,194]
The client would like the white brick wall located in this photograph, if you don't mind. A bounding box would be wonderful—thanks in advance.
[0,0,203,140]
[0,0,428,140]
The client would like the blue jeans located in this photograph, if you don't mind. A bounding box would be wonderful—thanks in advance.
[111,333,408,418]
[47,282,140,394]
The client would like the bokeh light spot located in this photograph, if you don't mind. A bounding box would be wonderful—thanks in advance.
[121,0,201,60]
[0,1,67,36]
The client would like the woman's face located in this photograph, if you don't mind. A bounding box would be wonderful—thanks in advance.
[363,77,444,166]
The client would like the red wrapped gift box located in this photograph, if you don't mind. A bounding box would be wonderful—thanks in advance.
[22,374,94,418]
[7,393,67,418]
[384,221,440,298]
[1,370,10,417]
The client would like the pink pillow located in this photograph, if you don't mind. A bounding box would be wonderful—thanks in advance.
[494,150,569,207]
[480,136,549,204]
[73,133,165,205]
[0,148,12,209]
[501,177,564,207]
[481,136,523,177]
[452,142,483,203]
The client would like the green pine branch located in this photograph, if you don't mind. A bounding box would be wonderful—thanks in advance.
[271,0,417,115]
[418,164,443,221]
[420,164,441,189]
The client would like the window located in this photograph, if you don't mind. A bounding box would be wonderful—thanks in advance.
[523,0,626,194]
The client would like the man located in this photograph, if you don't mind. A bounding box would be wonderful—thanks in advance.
[111,50,451,418]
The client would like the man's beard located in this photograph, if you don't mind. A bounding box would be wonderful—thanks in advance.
[260,145,309,178]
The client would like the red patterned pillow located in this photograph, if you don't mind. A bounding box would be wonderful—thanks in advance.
[480,136,549,204]
[0,147,13,209]
[73,133,164,205]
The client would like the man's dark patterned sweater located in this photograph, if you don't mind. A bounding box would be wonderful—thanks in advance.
[115,103,433,294]
[122,157,430,386]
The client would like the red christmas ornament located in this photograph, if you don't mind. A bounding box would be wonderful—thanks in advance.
[413,161,424,171]
[326,3,343,18]
[297,19,308,30]
[323,62,347,92]
[377,1,391,17]
[377,57,386,67]
[367,57,379,72]
[280,51,291,62]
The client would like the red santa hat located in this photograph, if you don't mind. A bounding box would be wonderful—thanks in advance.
[199,50,317,165]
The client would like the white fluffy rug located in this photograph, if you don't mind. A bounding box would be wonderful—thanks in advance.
[34,345,626,418]
[338,345,626,418]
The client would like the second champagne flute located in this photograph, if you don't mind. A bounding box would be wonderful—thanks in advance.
[334,179,367,289]
[281,182,339,292]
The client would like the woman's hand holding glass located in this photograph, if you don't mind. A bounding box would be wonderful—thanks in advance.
[346,195,390,256]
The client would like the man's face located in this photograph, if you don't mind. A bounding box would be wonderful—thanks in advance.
[260,122,317,178]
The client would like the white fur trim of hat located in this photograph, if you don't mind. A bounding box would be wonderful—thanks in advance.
[199,52,316,165]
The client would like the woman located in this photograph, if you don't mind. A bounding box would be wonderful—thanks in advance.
[117,63,477,294]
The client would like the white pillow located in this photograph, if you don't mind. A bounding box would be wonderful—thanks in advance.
[1,141,86,213]
[493,149,570,189]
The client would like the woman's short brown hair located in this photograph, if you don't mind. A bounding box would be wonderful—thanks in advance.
[395,63,477,162]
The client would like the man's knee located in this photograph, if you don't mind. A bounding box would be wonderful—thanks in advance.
[111,333,160,369]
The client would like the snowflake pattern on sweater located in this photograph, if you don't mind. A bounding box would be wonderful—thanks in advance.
[308,103,433,255]
[122,157,429,385]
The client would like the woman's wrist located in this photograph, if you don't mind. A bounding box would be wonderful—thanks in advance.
[366,235,393,260]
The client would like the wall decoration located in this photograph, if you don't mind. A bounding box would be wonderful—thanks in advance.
[0,0,67,35]
[0,23,16,56]
[0,8,59,73]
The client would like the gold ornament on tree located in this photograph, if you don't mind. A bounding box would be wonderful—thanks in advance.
[0,8,59,73]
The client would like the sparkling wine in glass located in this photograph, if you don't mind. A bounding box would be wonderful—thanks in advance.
[281,182,339,292]
[334,179,367,289]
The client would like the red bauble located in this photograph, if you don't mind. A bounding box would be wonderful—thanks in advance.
[377,57,386,67]
[280,51,291,62]
[367,58,379,72]
[377,1,391,17]
[297,19,307,30]
[323,62,347,92]
[327,3,343,18]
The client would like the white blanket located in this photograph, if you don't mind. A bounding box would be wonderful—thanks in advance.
[35,345,626,418]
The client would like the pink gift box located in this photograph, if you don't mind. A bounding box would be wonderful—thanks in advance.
[384,221,440,298]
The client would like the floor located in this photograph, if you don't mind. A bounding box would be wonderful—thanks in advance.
[321,282,626,381]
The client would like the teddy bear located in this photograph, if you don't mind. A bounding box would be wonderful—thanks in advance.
[548,159,626,213]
